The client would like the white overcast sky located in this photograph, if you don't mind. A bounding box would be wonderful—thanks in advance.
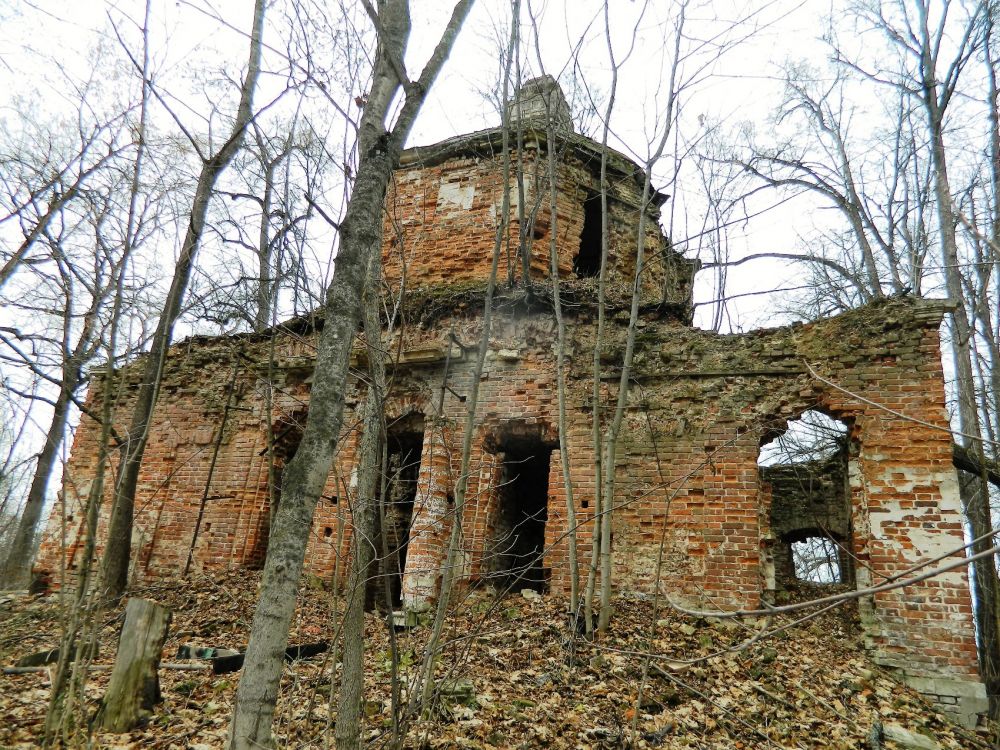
[1,0,836,333]
[4,0,972,515]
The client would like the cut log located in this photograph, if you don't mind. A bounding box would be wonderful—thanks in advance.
[283,641,329,661]
[4,662,208,675]
[95,598,172,732]
[176,644,239,660]
[16,648,61,668]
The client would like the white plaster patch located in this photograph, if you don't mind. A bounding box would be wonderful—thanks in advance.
[935,469,963,514]
[437,181,475,211]
[860,463,973,591]
[490,188,522,220]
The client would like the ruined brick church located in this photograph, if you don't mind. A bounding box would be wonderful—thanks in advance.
[37,78,987,724]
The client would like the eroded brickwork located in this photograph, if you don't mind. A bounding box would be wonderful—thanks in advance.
[761,452,853,587]
[36,98,986,723]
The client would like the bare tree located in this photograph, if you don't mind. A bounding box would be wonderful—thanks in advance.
[0,211,130,589]
[226,2,475,747]
[0,22,165,588]
[194,117,335,333]
[99,0,267,601]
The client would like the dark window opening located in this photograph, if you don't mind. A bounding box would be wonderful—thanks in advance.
[574,192,602,278]
[485,437,553,593]
[365,416,424,610]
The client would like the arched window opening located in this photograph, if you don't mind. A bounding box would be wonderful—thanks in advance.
[758,409,847,467]
[791,534,844,583]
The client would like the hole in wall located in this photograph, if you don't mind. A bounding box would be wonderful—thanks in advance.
[758,410,847,467]
[790,534,843,583]
[758,409,855,593]
[574,192,602,278]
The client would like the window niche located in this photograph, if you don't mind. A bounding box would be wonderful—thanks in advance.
[758,410,855,591]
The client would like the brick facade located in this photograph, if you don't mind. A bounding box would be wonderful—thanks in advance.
[36,87,987,725]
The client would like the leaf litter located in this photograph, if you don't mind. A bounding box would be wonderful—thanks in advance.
[0,573,992,749]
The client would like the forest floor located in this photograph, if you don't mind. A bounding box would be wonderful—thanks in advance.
[0,570,993,749]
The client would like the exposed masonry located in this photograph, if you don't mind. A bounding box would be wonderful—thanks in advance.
[761,450,854,589]
[37,78,987,726]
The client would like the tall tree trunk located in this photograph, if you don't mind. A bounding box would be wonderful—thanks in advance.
[99,0,266,601]
[226,4,474,747]
[1,383,72,589]
[335,268,386,750]
[43,255,133,747]
[540,94,579,616]
[255,146,277,333]
[412,10,515,715]
[43,6,153,734]
[584,1,619,634]
[919,5,1000,716]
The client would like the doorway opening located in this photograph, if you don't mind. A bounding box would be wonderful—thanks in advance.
[365,414,424,610]
[574,192,602,278]
[484,423,556,592]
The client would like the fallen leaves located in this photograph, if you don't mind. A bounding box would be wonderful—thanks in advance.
[0,573,991,749]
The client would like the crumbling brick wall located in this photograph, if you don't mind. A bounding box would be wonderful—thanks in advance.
[760,452,853,587]
[35,127,985,725]
[383,130,695,313]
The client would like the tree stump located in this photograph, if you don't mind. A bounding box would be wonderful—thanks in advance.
[96,597,171,731]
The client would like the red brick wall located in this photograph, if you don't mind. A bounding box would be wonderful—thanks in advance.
[383,140,691,307]
[34,139,981,712]
[36,285,978,699]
